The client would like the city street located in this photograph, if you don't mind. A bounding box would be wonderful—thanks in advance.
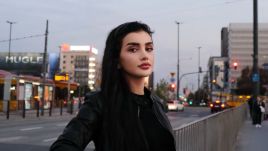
[0,107,210,151]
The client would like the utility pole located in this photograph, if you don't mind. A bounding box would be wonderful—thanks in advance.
[252,0,259,102]
[176,21,181,99]
[197,46,201,103]
[41,20,49,116]
[6,21,16,64]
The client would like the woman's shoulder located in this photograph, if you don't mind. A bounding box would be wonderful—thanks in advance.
[77,90,103,119]
[84,90,103,102]
[82,90,103,110]
[150,93,166,106]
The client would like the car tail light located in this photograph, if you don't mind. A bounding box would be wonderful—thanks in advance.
[221,104,225,108]
[210,104,213,107]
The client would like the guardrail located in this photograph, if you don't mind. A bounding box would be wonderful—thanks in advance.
[173,104,247,151]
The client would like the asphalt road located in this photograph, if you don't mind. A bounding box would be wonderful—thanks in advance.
[0,106,210,151]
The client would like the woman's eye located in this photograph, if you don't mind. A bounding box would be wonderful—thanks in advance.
[128,48,138,53]
[146,47,154,52]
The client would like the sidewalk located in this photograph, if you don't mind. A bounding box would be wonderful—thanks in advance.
[0,108,78,121]
[235,118,268,151]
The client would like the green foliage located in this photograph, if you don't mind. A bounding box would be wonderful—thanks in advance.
[236,66,268,95]
[154,78,169,102]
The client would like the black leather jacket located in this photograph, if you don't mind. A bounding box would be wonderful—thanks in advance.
[50,90,175,151]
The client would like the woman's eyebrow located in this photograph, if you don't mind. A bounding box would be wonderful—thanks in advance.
[126,42,139,46]
[126,42,153,46]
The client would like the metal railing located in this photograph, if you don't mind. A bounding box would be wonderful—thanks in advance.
[173,104,248,151]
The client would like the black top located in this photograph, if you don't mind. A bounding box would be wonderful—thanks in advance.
[131,93,174,151]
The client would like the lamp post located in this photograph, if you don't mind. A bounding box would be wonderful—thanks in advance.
[252,0,259,102]
[176,21,181,99]
[41,20,49,116]
[197,46,202,103]
[6,21,16,63]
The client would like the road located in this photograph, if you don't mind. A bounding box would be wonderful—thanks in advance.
[0,107,210,151]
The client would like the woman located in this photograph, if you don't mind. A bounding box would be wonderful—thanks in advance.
[50,21,176,151]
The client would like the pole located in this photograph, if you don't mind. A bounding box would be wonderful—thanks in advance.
[253,0,259,102]
[67,75,71,114]
[6,21,16,64]
[176,21,180,99]
[197,46,201,103]
[41,20,49,116]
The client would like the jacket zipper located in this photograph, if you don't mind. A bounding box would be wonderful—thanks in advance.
[137,106,140,117]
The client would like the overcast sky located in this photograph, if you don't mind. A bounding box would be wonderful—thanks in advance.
[1,0,268,92]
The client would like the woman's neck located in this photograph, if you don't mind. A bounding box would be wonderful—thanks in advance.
[125,76,146,95]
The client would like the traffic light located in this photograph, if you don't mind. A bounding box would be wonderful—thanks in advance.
[183,88,186,94]
[189,100,193,105]
[233,62,238,70]
[170,83,176,92]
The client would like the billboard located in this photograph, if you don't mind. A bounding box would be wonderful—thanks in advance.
[0,52,48,77]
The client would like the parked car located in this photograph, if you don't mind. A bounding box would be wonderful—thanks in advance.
[209,100,227,113]
[167,100,184,112]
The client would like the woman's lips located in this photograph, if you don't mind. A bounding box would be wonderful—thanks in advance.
[138,63,151,70]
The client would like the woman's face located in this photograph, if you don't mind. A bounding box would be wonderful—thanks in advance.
[119,31,154,79]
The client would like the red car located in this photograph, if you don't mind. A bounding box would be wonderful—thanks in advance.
[209,100,227,113]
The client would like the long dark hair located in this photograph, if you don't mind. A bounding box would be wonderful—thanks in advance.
[101,21,153,151]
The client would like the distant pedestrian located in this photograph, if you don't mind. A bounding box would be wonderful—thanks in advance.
[252,96,265,128]
[247,96,253,119]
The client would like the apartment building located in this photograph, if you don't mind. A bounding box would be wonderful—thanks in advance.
[226,23,268,81]
[59,44,99,90]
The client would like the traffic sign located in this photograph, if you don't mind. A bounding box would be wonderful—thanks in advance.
[170,77,175,83]
[252,73,259,82]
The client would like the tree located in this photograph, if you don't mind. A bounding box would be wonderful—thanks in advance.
[236,66,268,95]
[154,78,169,102]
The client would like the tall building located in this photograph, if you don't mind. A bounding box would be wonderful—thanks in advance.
[224,23,268,82]
[59,44,99,90]
[221,27,229,57]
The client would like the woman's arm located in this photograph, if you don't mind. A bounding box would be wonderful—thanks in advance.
[50,93,102,151]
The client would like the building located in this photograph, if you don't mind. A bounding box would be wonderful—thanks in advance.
[59,44,99,90]
[208,56,229,101]
[221,27,229,57]
[225,23,268,81]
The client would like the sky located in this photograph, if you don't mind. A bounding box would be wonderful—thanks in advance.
[1,0,268,92]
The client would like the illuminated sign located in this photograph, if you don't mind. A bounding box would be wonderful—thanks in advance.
[60,44,98,54]
[54,74,69,81]
[0,52,47,76]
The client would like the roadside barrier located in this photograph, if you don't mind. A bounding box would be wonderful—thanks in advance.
[173,104,247,151]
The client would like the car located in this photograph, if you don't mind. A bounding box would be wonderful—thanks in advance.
[199,102,207,107]
[209,100,227,113]
[167,100,184,112]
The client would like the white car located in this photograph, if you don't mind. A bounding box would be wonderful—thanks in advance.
[167,100,184,112]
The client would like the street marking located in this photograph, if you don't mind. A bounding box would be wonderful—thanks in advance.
[20,127,43,131]
[0,136,24,142]
[190,114,199,117]
[43,137,57,142]
[56,122,68,127]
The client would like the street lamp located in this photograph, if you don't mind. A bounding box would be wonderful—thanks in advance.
[175,21,181,99]
[252,0,259,101]
[197,46,202,103]
[6,20,16,63]
[197,46,202,89]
